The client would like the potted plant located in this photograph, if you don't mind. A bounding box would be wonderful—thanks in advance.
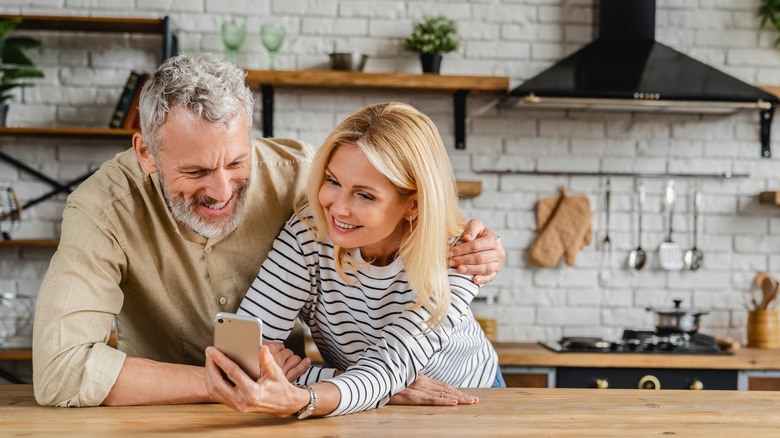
[0,18,44,126]
[402,15,461,74]
[759,0,780,46]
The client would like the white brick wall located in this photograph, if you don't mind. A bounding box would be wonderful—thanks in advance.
[0,0,779,353]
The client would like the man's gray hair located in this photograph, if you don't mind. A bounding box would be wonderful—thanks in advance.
[138,53,254,153]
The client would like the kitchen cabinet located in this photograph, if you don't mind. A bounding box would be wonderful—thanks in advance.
[496,342,780,391]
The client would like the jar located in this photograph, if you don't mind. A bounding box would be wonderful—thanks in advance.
[472,294,497,342]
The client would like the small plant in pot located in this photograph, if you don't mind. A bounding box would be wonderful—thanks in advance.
[0,18,44,126]
[402,15,460,74]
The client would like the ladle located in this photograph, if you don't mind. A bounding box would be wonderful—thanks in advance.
[683,189,703,271]
[628,182,647,270]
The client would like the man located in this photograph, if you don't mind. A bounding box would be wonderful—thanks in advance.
[32,54,505,407]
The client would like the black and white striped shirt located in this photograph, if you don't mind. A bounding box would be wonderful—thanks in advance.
[238,207,498,416]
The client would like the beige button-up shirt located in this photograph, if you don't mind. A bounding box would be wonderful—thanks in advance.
[32,137,314,407]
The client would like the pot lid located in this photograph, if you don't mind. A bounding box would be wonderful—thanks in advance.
[646,299,709,315]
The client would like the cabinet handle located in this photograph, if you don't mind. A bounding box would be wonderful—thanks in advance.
[689,380,704,390]
[595,378,609,389]
[638,375,661,390]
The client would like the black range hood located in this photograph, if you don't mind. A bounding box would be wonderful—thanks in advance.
[505,0,778,157]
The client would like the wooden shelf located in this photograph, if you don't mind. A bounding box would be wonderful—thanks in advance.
[456,180,482,198]
[248,70,510,150]
[0,348,32,361]
[760,86,780,99]
[244,70,509,94]
[0,126,137,137]
[759,191,780,205]
[0,240,58,248]
[0,14,169,34]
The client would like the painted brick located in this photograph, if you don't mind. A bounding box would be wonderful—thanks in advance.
[339,1,403,19]
[205,0,269,14]
[537,307,600,326]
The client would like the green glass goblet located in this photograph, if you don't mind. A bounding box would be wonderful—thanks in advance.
[221,20,246,65]
[260,23,285,70]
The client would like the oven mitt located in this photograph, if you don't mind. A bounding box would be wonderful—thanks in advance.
[530,187,593,267]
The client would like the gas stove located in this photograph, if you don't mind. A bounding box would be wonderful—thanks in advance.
[542,329,733,355]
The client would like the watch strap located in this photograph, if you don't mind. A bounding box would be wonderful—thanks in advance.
[292,384,317,419]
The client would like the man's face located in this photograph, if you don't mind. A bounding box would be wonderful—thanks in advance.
[153,107,252,238]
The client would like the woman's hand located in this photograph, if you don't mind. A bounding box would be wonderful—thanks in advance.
[264,342,311,382]
[205,345,309,416]
[448,219,505,284]
[388,373,478,405]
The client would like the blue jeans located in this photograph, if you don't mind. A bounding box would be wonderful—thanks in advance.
[491,366,506,388]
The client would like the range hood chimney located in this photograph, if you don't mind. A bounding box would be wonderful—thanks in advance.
[504,0,778,157]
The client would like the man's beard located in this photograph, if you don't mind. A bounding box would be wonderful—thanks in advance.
[158,170,249,239]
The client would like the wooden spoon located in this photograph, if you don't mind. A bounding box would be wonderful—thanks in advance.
[760,277,779,310]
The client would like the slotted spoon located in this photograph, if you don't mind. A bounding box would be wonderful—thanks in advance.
[659,179,683,270]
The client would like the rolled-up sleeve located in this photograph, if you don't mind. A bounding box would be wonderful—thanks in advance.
[33,205,127,407]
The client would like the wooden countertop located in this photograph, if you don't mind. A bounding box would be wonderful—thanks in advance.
[2,385,779,437]
[496,342,780,370]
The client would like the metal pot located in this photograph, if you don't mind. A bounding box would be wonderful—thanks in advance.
[646,299,708,334]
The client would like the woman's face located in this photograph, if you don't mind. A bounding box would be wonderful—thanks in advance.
[318,143,416,266]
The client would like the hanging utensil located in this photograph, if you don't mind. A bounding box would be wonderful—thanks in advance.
[659,179,683,270]
[599,177,612,286]
[628,182,647,270]
[760,277,779,310]
[684,187,703,271]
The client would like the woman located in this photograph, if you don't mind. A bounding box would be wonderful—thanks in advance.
[205,102,501,418]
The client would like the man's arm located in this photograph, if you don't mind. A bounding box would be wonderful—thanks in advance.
[102,358,212,405]
[448,218,505,284]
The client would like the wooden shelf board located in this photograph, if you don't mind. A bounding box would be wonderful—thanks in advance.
[0,239,59,248]
[760,86,780,99]
[0,14,167,34]
[456,180,482,198]
[0,126,137,137]
[759,191,780,205]
[245,70,509,94]
[0,348,32,361]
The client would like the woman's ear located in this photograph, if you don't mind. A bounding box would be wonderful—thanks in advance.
[407,193,419,221]
[132,132,158,174]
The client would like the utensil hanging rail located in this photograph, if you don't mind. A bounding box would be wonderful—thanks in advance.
[478,170,748,179]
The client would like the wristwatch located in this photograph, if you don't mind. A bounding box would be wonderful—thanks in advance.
[292,384,317,419]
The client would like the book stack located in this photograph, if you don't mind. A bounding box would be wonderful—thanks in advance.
[109,70,150,130]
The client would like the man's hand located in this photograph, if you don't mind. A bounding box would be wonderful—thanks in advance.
[388,374,478,406]
[264,342,311,382]
[448,219,505,284]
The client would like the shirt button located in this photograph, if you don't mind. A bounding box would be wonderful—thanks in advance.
[204,247,212,254]
[219,296,228,305]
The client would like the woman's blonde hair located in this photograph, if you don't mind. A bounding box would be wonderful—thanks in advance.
[305,102,466,328]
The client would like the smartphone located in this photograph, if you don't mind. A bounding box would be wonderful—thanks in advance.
[213,312,263,380]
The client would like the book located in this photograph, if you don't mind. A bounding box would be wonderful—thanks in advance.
[109,70,142,129]
[121,73,149,130]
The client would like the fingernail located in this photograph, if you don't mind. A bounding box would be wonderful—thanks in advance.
[463,233,473,240]
[448,251,454,258]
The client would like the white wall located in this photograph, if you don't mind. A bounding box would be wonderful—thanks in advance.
[1,0,780,351]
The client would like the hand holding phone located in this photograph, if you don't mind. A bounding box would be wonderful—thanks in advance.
[213,312,263,380]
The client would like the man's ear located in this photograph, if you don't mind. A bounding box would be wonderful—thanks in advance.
[132,132,158,174]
